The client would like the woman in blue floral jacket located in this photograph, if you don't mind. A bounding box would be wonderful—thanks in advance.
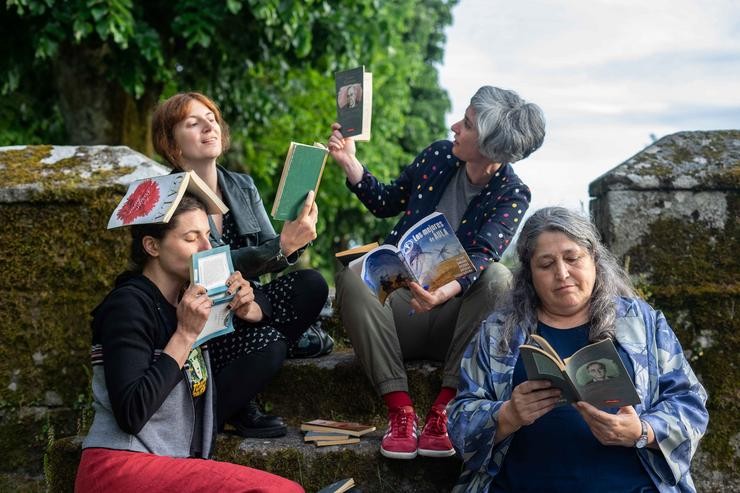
[448,207,708,492]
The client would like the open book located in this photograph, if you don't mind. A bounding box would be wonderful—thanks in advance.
[317,478,356,493]
[271,142,329,221]
[335,66,372,141]
[348,212,474,304]
[520,335,640,409]
[190,245,235,347]
[107,171,228,229]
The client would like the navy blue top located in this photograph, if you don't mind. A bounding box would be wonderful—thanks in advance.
[492,322,657,493]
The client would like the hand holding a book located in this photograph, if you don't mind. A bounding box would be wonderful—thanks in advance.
[408,280,462,313]
[225,272,262,323]
[280,190,318,256]
[574,401,651,448]
[495,380,562,444]
[328,123,364,185]
[165,284,212,367]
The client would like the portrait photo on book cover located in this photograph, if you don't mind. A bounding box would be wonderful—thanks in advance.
[577,358,619,386]
[337,83,363,108]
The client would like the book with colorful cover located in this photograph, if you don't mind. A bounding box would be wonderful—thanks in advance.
[271,142,328,221]
[107,171,227,229]
[349,212,475,304]
[335,66,372,141]
[190,245,235,347]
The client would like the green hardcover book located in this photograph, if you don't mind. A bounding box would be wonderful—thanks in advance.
[271,142,329,221]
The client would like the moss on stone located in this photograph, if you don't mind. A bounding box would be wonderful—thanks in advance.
[624,199,739,476]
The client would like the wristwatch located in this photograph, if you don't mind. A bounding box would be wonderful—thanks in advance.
[635,419,649,448]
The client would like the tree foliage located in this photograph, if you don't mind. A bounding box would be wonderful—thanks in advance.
[1,0,457,278]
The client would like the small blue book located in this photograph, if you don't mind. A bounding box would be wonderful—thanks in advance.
[190,245,235,347]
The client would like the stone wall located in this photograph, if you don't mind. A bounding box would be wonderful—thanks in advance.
[0,146,168,475]
[590,130,740,490]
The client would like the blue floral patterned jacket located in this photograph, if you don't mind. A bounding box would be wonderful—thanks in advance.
[447,297,709,492]
[347,140,530,293]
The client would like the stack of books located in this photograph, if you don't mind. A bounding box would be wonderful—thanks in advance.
[301,419,375,447]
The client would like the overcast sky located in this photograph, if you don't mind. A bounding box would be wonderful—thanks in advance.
[438,0,740,215]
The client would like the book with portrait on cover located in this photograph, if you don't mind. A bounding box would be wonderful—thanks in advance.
[190,245,235,347]
[335,66,372,141]
[107,171,227,229]
[348,212,475,304]
[519,334,640,409]
[271,142,329,221]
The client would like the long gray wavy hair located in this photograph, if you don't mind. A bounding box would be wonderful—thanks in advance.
[501,207,636,345]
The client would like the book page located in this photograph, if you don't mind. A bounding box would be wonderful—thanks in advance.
[194,302,233,347]
[197,252,231,291]
[396,212,474,290]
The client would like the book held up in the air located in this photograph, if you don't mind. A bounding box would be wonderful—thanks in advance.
[348,212,475,305]
[271,142,329,221]
[190,245,235,347]
[300,419,376,437]
[335,66,372,141]
[519,334,641,409]
[107,171,228,229]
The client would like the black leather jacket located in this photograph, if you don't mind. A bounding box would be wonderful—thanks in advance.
[210,165,302,280]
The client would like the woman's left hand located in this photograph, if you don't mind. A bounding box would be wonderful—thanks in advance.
[408,280,462,313]
[574,401,643,447]
[226,272,263,323]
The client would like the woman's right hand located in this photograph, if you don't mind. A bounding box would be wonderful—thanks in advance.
[280,190,318,256]
[494,380,561,443]
[328,123,363,184]
[175,284,212,343]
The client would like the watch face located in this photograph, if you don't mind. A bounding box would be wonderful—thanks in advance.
[636,420,648,448]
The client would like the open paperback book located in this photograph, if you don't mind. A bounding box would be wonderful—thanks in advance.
[519,334,641,409]
[107,171,228,229]
[190,245,235,347]
[347,212,474,304]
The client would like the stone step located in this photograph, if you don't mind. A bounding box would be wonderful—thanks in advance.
[46,429,461,493]
[263,348,444,425]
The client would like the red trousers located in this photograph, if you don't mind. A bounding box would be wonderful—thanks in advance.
[75,448,304,493]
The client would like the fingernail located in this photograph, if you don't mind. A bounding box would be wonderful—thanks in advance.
[226,304,231,310]
[408,309,415,317]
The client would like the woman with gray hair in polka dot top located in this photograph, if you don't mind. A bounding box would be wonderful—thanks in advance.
[327,85,545,460]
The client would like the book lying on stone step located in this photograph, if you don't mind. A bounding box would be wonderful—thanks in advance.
[317,477,356,493]
[313,436,361,447]
[520,334,640,409]
[303,430,353,442]
[300,419,375,437]
[107,170,228,229]
[348,211,475,304]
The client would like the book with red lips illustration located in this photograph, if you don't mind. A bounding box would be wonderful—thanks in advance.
[107,171,228,229]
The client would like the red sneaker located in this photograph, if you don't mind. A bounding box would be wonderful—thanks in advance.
[380,405,418,459]
[418,404,456,457]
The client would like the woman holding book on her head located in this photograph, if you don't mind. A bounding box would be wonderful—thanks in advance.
[327,86,545,459]
[150,93,328,438]
[447,207,708,492]
[75,194,303,492]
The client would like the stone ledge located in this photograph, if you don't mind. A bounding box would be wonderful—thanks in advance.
[46,430,461,493]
